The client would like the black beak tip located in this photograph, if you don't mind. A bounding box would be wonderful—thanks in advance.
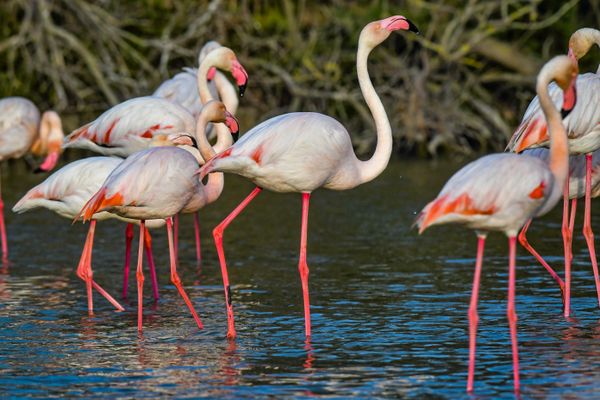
[33,167,45,174]
[238,84,247,97]
[232,131,240,142]
[406,19,420,35]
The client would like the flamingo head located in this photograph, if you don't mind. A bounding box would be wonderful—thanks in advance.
[361,15,419,48]
[35,111,64,172]
[202,100,240,142]
[552,56,579,119]
[198,41,223,82]
[568,28,600,61]
[166,133,199,150]
[204,47,249,97]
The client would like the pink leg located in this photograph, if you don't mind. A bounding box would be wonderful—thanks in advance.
[0,175,8,262]
[518,220,565,297]
[213,187,262,339]
[122,223,134,299]
[562,176,573,317]
[77,221,95,315]
[582,153,600,308]
[174,214,179,264]
[507,236,520,392]
[76,221,125,312]
[144,229,159,302]
[166,217,203,329]
[467,235,485,393]
[569,198,577,238]
[136,221,145,332]
[194,212,202,266]
[299,193,312,337]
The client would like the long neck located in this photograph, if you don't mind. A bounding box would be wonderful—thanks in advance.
[537,77,569,187]
[194,115,232,162]
[354,38,394,185]
[213,71,239,115]
[197,57,215,104]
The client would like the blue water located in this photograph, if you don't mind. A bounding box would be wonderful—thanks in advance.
[1,160,600,398]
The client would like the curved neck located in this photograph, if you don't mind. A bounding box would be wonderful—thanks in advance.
[537,77,569,186]
[213,71,239,115]
[203,171,225,204]
[354,37,394,185]
[197,55,217,104]
[194,114,232,162]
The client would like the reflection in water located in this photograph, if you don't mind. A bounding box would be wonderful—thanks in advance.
[1,160,600,398]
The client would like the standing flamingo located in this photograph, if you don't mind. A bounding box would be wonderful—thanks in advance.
[197,16,419,339]
[416,56,578,392]
[0,97,65,260]
[78,100,238,331]
[12,156,171,313]
[507,28,600,317]
[153,41,240,122]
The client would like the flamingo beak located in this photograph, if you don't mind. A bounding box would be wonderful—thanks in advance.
[207,67,217,82]
[225,111,240,142]
[561,82,577,119]
[231,59,248,97]
[35,151,60,173]
[380,16,419,34]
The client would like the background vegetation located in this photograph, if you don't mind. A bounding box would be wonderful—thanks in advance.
[0,0,598,157]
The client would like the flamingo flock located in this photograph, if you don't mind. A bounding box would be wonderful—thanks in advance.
[0,14,598,394]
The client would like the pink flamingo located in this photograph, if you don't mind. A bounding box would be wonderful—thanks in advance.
[0,97,65,261]
[507,28,600,317]
[197,16,419,339]
[416,56,578,392]
[79,100,238,331]
[12,155,171,312]
[153,41,240,122]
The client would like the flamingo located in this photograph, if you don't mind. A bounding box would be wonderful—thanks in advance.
[506,28,600,317]
[78,100,238,332]
[153,41,240,122]
[197,16,419,339]
[62,47,247,157]
[416,56,578,392]
[0,97,65,261]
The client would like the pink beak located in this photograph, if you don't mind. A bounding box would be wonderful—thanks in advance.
[225,111,240,141]
[207,67,217,81]
[380,16,419,34]
[231,59,249,97]
[37,151,60,172]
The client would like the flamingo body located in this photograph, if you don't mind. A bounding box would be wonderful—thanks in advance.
[64,97,195,157]
[417,153,556,235]
[0,97,40,161]
[203,112,360,192]
[81,147,201,220]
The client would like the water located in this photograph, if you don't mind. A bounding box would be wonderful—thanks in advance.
[1,159,600,399]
